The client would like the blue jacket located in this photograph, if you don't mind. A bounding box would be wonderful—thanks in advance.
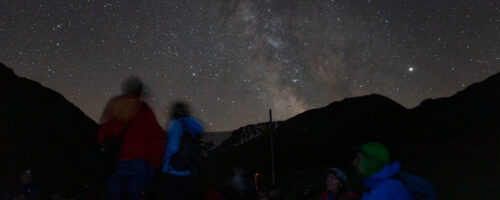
[161,117,203,176]
[361,161,414,200]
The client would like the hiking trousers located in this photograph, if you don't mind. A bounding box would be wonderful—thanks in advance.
[107,159,154,200]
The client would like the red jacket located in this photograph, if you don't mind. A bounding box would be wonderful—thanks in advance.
[320,191,359,200]
[97,95,166,168]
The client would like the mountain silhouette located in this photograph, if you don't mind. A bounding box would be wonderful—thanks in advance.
[0,63,98,197]
[204,74,500,199]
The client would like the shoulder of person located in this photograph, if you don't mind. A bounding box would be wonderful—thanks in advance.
[368,179,406,198]
[168,119,182,129]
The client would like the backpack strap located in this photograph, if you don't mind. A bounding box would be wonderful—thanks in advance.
[179,119,191,137]
[179,118,201,141]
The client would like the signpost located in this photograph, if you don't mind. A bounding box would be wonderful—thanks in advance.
[269,109,275,185]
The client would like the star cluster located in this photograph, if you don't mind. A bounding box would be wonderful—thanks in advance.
[1,0,499,131]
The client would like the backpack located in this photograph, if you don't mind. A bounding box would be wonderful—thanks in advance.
[95,135,124,176]
[169,119,201,172]
[392,172,437,200]
[93,103,143,177]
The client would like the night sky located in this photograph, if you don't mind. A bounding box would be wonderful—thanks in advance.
[1,0,499,131]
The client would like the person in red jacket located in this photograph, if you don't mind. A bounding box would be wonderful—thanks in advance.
[320,168,358,200]
[97,76,165,200]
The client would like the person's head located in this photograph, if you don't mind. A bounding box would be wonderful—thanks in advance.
[170,101,190,119]
[19,169,32,184]
[121,76,143,96]
[325,168,347,193]
[352,142,390,176]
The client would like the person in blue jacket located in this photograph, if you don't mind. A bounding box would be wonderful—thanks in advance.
[159,101,204,200]
[352,142,414,200]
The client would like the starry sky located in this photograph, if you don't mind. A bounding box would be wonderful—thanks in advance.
[1,0,499,131]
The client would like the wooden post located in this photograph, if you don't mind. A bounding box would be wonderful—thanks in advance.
[269,109,275,185]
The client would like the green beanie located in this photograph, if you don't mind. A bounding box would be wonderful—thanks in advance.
[360,142,390,176]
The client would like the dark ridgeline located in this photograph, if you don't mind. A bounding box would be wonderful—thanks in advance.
[203,73,500,199]
[0,63,98,198]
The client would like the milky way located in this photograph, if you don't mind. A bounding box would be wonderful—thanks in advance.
[1,0,499,131]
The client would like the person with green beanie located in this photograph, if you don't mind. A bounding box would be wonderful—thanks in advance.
[352,142,414,200]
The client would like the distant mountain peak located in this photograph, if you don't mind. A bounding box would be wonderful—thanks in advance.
[327,93,404,108]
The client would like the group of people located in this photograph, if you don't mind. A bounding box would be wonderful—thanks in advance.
[318,142,417,200]
[97,76,203,200]
[94,76,426,200]
[204,142,418,200]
